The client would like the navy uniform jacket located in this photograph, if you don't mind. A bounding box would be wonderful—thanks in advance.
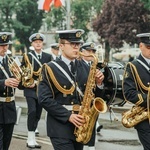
[123,54,150,128]
[38,58,104,140]
[0,56,17,124]
[21,50,52,98]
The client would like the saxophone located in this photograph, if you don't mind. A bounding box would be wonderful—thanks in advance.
[21,53,34,87]
[74,52,107,144]
[122,62,150,128]
[122,106,147,128]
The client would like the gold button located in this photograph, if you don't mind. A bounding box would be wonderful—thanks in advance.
[64,85,66,88]
[3,92,6,95]
[71,102,74,104]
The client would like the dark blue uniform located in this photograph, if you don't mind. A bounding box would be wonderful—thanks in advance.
[21,50,52,132]
[0,56,17,150]
[38,57,104,150]
[123,54,150,150]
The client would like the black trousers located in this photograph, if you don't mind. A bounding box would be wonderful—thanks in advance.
[50,137,83,150]
[136,120,150,150]
[26,97,42,131]
[0,123,14,150]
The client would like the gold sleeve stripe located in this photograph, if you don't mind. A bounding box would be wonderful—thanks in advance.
[136,94,144,105]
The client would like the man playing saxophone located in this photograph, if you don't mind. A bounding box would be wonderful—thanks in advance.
[0,32,20,150]
[21,33,52,148]
[38,29,105,150]
[122,33,150,150]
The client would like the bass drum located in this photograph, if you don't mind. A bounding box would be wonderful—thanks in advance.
[98,62,125,106]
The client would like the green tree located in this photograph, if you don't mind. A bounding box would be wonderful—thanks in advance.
[0,0,18,31]
[44,0,104,42]
[13,0,44,52]
[93,0,150,61]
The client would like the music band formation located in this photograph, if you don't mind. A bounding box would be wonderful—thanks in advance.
[0,29,150,150]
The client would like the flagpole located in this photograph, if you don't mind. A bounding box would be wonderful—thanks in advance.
[66,0,70,29]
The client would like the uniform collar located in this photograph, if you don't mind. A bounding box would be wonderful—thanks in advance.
[141,53,150,65]
[61,55,75,67]
[34,51,42,57]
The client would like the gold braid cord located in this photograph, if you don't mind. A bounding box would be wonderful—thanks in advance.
[122,62,150,128]
[44,63,75,95]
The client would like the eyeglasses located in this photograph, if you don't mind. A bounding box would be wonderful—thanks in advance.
[145,45,150,49]
[64,42,82,48]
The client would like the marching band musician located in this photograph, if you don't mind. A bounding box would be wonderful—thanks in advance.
[122,33,150,150]
[80,42,103,150]
[0,32,20,150]
[38,29,105,150]
[50,43,60,60]
[21,33,52,149]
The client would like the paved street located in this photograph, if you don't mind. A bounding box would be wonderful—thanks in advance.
[9,89,143,150]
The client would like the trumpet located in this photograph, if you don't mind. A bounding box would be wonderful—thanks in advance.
[7,55,22,81]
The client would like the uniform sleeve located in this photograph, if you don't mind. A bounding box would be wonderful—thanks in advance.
[38,64,72,123]
[123,63,147,107]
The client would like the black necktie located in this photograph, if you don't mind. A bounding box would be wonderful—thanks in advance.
[38,55,41,60]
[70,61,76,75]
[88,62,91,66]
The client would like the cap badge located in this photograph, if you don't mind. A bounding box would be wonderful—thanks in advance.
[90,43,94,48]
[36,34,41,39]
[1,34,8,41]
[76,31,82,38]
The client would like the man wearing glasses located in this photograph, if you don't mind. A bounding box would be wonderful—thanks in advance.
[38,29,104,150]
[123,33,150,150]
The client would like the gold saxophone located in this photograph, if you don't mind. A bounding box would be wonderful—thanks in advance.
[74,52,107,144]
[122,62,150,128]
[122,106,147,128]
[21,53,34,87]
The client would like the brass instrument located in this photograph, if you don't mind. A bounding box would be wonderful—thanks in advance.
[21,53,34,87]
[122,106,147,128]
[122,62,150,128]
[74,52,107,144]
[7,55,22,81]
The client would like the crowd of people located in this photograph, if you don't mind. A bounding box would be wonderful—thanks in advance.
[0,29,150,150]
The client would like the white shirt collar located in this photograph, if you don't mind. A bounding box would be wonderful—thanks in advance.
[141,53,150,65]
[34,51,42,57]
[61,55,75,67]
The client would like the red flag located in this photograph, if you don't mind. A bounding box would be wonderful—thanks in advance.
[38,0,65,11]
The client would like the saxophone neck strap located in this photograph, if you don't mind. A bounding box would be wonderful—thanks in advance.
[29,52,42,67]
[51,61,84,97]
[136,59,150,73]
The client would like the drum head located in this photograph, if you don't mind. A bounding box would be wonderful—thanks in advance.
[97,62,125,106]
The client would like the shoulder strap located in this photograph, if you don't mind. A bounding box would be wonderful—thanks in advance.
[0,63,9,78]
[29,52,42,67]
[136,59,150,73]
[51,61,84,97]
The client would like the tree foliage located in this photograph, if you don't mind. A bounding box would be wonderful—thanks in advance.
[93,0,150,48]
[93,0,150,60]
[0,0,18,31]
[45,0,104,41]
[13,0,44,51]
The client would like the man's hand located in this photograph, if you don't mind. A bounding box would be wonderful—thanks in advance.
[5,78,20,88]
[95,69,104,86]
[69,114,85,128]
